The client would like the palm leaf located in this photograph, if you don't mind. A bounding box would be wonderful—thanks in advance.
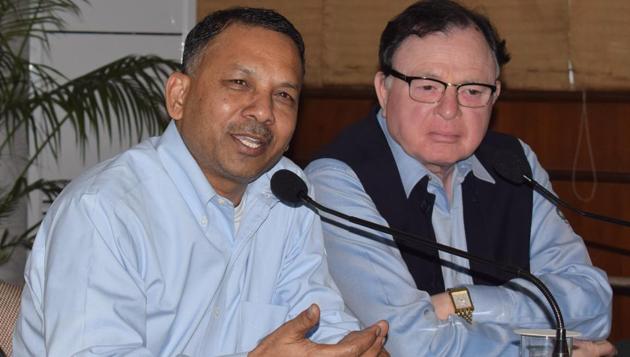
[0,0,82,56]
[3,55,178,158]
[0,0,181,263]
[0,177,66,222]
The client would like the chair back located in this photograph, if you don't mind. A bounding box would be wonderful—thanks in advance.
[0,281,23,357]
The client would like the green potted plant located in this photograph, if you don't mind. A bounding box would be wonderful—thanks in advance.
[0,0,178,265]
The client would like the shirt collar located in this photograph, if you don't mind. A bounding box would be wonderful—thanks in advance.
[156,121,280,211]
[376,109,495,198]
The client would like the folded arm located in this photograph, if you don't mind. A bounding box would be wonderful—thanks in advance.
[306,154,612,356]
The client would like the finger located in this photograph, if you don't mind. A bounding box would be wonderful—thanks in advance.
[358,321,389,357]
[251,305,322,356]
[593,340,617,356]
[359,335,386,357]
[573,340,617,357]
[332,321,388,356]
[375,320,389,338]
[273,304,321,342]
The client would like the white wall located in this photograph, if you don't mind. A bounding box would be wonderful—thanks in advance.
[28,0,195,222]
[0,0,195,283]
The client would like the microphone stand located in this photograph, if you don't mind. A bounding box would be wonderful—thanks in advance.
[299,193,570,356]
[523,175,630,228]
[492,149,630,228]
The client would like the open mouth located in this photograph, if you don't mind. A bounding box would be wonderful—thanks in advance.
[228,120,273,154]
[233,134,265,149]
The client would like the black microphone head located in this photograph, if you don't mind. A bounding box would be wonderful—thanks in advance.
[270,169,308,207]
[492,150,529,185]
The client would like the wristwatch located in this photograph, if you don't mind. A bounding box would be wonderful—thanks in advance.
[447,287,474,323]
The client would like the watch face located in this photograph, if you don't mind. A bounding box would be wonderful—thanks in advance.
[451,291,471,309]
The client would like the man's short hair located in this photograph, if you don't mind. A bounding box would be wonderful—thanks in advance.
[378,0,510,74]
[182,7,305,75]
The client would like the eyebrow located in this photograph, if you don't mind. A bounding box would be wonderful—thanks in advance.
[281,81,301,91]
[233,64,301,91]
[404,67,494,84]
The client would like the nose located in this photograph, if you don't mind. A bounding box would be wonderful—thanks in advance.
[244,92,274,124]
[435,86,459,120]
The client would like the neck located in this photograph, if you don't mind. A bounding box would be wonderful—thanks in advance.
[207,176,246,206]
[426,164,455,203]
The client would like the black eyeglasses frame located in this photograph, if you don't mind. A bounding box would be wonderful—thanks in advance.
[386,68,497,108]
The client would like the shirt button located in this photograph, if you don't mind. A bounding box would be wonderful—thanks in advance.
[213,308,220,319]
[218,198,226,205]
[200,216,208,226]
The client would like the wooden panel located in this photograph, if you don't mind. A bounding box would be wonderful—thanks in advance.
[492,98,630,172]
[289,95,376,166]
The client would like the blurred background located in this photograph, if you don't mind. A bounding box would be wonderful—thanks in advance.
[1,0,628,347]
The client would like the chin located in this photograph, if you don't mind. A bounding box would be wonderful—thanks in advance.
[225,154,281,184]
[422,152,460,165]
[233,165,272,182]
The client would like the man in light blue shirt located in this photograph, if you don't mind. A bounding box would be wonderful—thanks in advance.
[306,1,613,356]
[13,7,389,356]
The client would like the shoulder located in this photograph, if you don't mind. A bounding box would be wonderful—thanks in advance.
[49,138,162,221]
[480,130,523,151]
[260,156,312,192]
[313,108,381,161]
[271,156,309,180]
[69,139,158,194]
[34,139,168,272]
[305,158,358,188]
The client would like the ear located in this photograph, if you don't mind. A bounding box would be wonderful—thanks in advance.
[491,80,502,105]
[165,72,191,121]
[374,71,390,117]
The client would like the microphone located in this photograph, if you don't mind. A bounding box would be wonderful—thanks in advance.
[492,150,630,228]
[270,169,308,206]
[270,169,570,357]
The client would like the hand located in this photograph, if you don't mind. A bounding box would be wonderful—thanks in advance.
[249,304,389,357]
[572,340,617,357]
[431,292,455,320]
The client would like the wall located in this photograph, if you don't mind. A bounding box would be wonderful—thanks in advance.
[27,0,192,224]
[0,0,195,284]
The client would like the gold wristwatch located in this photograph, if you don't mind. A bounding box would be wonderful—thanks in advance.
[447,287,474,323]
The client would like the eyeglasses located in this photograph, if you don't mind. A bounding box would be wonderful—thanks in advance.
[387,68,497,108]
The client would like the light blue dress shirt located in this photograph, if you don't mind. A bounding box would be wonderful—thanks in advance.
[305,111,612,356]
[14,121,361,356]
